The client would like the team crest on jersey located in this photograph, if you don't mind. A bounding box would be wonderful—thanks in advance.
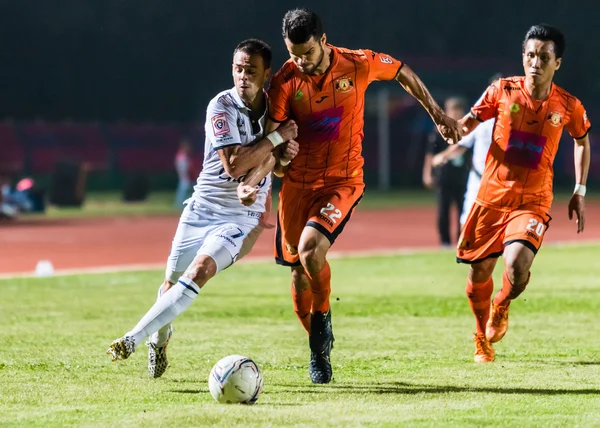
[211,113,230,136]
[547,111,563,127]
[335,77,354,93]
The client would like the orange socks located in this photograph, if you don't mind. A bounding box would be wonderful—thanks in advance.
[493,271,530,306]
[308,261,331,314]
[466,277,494,334]
[291,283,313,333]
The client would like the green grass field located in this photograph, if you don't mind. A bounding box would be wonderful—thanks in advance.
[37,189,600,219]
[39,190,438,219]
[2,245,600,427]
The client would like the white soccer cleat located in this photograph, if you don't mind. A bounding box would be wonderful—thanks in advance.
[106,336,136,362]
[147,326,173,378]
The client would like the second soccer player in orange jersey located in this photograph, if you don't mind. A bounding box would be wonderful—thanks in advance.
[457,24,591,363]
[265,9,462,384]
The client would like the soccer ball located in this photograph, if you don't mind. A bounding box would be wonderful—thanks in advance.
[208,355,263,404]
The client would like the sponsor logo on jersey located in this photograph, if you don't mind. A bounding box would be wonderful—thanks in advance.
[509,103,520,113]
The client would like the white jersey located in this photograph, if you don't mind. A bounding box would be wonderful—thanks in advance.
[190,87,271,222]
[459,119,494,177]
[459,119,495,225]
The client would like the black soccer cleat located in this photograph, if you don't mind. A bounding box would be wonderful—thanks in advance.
[308,310,334,384]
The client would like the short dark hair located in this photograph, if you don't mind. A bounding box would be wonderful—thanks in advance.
[282,8,323,44]
[523,24,565,59]
[234,38,272,68]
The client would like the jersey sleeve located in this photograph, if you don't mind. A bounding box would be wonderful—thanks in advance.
[566,98,591,139]
[363,49,403,83]
[205,99,241,150]
[267,69,293,123]
[471,80,500,122]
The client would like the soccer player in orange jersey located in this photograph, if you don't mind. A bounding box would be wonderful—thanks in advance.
[245,8,461,384]
[457,24,591,363]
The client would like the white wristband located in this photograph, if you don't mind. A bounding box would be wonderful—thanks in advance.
[574,184,587,197]
[279,158,291,167]
[266,131,284,147]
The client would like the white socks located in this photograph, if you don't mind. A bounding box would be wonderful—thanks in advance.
[151,284,172,347]
[127,277,199,349]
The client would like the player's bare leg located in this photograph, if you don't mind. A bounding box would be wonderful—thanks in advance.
[291,266,312,333]
[107,255,217,376]
[468,258,497,363]
[487,243,534,343]
[298,226,334,384]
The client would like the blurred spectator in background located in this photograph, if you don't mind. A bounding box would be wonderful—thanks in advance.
[174,138,194,207]
[0,176,37,218]
[432,74,501,229]
[423,96,470,247]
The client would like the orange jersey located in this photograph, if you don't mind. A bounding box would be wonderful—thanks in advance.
[268,45,403,189]
[472,77,591,212]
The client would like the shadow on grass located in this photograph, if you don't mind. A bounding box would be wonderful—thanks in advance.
[267,381,600,396]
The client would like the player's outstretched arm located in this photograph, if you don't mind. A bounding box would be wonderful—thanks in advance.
[217,120,298,179]
[395,65,461,144]
[459,113,481,137]
[568,133,591,233]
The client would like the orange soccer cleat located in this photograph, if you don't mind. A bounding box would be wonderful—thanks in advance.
[472,333,495,363]
[486,304,510,343]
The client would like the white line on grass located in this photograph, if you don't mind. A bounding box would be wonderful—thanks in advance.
[2,239,599,280]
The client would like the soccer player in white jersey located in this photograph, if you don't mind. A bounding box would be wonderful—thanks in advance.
[433,119,495,226]
[106,39,299,378]
[432,74,500,227]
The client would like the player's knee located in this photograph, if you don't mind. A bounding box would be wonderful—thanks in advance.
[291,267,310,292]
[504,260,530,286]
[469,265,493,284]
[183,256,217,288]
[298,239,326,274]
[299,246,325,276]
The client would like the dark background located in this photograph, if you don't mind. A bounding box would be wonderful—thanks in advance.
[0,0,597,190]
[1,0,598,122]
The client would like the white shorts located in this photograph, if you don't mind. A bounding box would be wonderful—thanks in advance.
[460,170,481,226]
[165,205,263,283]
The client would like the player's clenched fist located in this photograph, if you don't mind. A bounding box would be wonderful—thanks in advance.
[237,184,258,207]
[277,120,298,142]
[281,139,299,163]
[436,115,462,145]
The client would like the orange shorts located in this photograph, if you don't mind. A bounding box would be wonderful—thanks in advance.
[457,202,551,264]
[275,180,365,266]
